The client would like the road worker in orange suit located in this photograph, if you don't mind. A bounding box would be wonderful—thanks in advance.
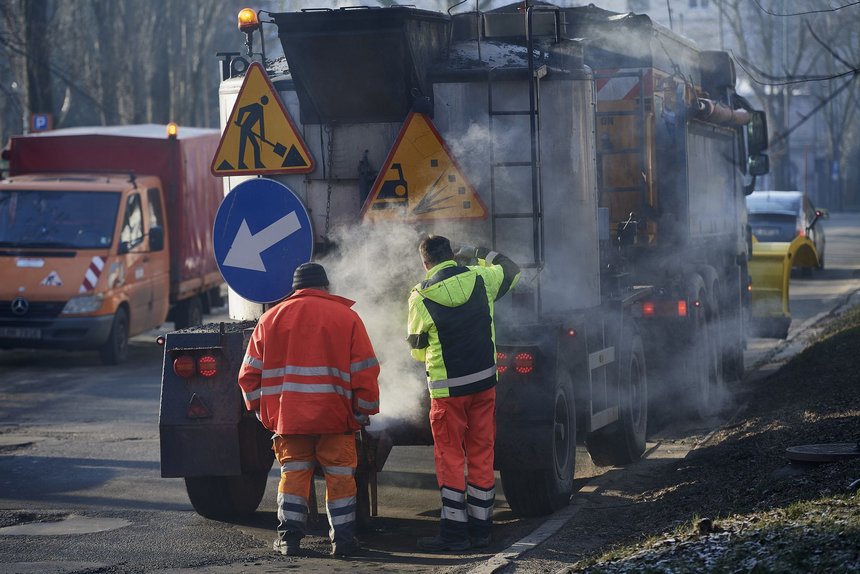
[407,236,520,552]
[238,262,380,558]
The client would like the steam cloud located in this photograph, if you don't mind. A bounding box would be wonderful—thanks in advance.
[319,221,430,433]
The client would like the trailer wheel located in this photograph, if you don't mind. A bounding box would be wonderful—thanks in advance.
[184,470,269,520]
[174,296,204,330]
[99,307,129,365]
[500,369,576,517]
[586,333,647,466]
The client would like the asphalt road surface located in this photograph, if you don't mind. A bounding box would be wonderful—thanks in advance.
[1,212,858,574]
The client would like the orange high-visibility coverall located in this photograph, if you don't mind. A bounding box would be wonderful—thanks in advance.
[239,288,380,547]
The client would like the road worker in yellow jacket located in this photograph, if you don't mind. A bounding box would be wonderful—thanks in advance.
[239,262,380,558]
[407,236,520,552]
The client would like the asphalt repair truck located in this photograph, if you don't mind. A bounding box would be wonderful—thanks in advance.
[158,3,769,522]
[1,125,224,364]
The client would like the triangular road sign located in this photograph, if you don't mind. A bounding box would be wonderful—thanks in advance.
[211,62,314,177]
[360,112,487,221]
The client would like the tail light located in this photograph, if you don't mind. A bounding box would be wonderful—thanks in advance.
[497,347,538,377]
[640,300,691,318]
[514,352,535,375]
[496,351,509,374]
[198,355,219,377]
[172,352,223,378]
[173,355,196,378]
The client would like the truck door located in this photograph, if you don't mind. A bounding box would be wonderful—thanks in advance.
[145,187,170,326]
[118,192,151,335]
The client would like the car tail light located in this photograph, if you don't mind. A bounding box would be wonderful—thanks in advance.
[677,300,688,317]
[198,355,219,377]
[642,301,655,317]
[496,351,509,374]
[514,352,535,375]
[173,355,196,378]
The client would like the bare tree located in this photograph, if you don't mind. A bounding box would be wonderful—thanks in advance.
[715,0,860,207]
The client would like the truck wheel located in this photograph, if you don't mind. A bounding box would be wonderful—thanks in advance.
[174,296,204,330]
[184,470,269,519]
[586,333,647,466]
[500,369,576,517]
[687,275,723,418]
[99,307,129,365]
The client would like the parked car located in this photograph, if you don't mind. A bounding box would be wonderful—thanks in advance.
[746,190,827,273]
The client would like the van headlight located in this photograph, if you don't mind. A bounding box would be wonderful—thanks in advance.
[62,294,105,314]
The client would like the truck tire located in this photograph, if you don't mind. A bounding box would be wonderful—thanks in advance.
[174,296,204,330]
[687,274,723,418]
[99,307,129,365]
[500,369,576,517]
[586,333,647,467]
[184,470,269,520]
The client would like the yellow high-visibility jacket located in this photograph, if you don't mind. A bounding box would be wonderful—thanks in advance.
[407,248,520,399]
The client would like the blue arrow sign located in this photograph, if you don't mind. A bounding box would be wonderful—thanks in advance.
[213,178,313,303]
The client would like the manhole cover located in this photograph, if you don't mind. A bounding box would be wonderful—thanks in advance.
[785,442,860,463]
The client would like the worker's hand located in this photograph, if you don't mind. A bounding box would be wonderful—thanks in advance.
[354,412,371,427]
[454,244,477,265]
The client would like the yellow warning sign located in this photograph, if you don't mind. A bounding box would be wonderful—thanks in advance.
[211,62,314,176]
[360,112,487,221]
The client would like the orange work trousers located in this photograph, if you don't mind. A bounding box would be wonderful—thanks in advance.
[429,386,496,541]
[273,433,357,547]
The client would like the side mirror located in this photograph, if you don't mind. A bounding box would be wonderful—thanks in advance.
[748,154,769,177]
[747,110,768,156]
[149,226,165,252]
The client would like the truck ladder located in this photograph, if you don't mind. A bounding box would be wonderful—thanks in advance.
[487,6,560,314]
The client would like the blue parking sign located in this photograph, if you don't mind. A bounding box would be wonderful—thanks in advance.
[213,178,314,303]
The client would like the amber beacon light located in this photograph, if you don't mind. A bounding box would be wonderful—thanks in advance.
[166,122,178,139]
[238,8,260,33]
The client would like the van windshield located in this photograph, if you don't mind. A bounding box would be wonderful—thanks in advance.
[0,190,121,249]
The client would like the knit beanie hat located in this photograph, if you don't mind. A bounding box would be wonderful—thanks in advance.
[292,262,329,290]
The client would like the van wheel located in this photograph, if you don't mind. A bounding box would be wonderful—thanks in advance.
[99,307,129,365]
[501,369,576,517]
[174,296,204,330]
[586,333,647,466]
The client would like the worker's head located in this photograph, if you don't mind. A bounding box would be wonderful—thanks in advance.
[292,262,329,291]
[419,235,454,270]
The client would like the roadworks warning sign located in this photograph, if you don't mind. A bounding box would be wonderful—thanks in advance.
[211,62,314,177]
[360,112,487,221]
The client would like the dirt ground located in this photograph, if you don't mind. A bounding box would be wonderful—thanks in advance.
[496,306,860,574]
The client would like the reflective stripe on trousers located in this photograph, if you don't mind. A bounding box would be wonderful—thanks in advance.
[467,482,495,538]
[273,433,358,545]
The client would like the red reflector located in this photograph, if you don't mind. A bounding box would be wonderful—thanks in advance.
[198,355,218,377]
[566,328,577,337]
[173,355,196,378]
[677,300,687,317]
[514,352,534,375]
[186,393,211,419]
[497,351,509,374]
[642,302,655,317]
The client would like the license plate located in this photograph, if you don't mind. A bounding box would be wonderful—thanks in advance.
[755,228,780,237]
[0,327,42,339]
